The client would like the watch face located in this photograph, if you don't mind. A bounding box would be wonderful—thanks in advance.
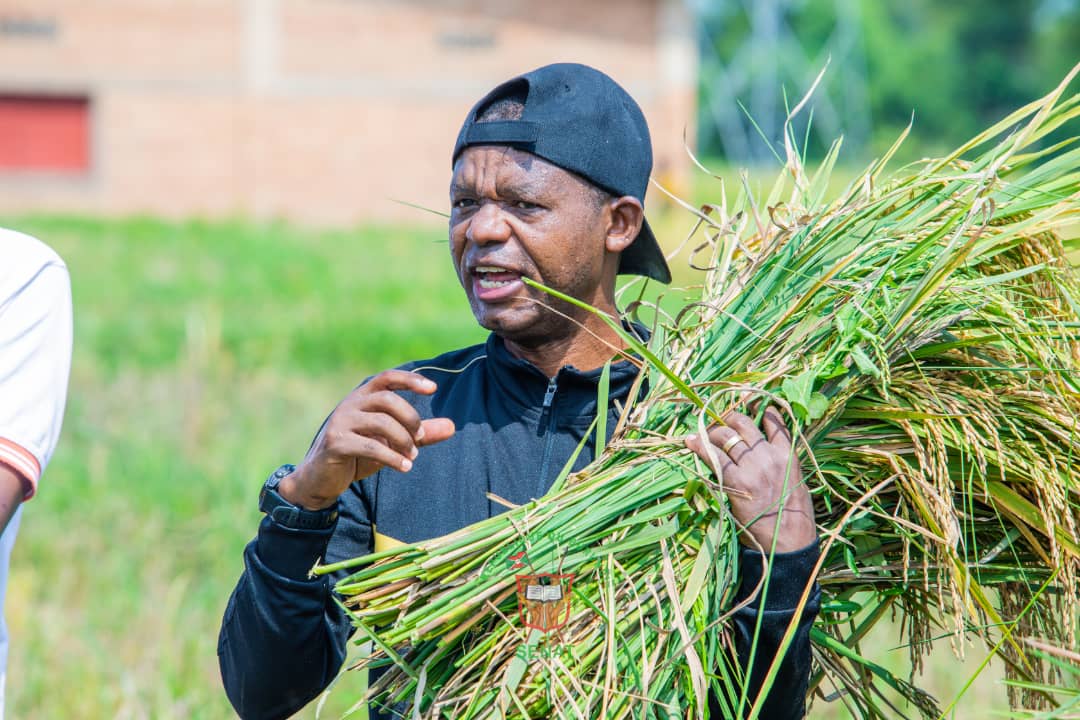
[266,464,295,491]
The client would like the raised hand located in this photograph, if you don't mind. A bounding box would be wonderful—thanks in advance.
[279,370,455,510]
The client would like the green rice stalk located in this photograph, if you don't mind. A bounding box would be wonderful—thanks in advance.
[314,65,1080,718]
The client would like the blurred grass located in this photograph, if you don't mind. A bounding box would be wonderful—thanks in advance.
[3,215,483,718]
[3,204,1072,717]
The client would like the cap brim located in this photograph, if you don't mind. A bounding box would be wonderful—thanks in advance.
[618,217,671,284]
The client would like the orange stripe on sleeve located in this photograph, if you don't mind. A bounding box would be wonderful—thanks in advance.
[0,437,41,500]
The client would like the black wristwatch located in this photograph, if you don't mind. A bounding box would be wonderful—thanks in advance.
[259,464,339,530]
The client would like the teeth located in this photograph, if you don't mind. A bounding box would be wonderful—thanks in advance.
[474,265,520,291]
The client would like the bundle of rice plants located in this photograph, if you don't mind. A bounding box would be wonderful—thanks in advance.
[315,66,1080,718]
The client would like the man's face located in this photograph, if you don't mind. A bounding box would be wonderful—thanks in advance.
[449,146,614,346]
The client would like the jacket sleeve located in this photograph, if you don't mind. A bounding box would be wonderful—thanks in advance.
[218,482,374,720]
[714,540,821,720]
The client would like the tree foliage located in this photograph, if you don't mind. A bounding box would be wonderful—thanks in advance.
[698,0,1080,162]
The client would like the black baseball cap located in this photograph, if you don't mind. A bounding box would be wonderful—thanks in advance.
[452,63,671,284]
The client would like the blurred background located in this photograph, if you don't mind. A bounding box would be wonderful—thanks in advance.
[0,1,1076,717]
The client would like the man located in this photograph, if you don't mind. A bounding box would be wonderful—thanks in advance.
[220,63,819,719]
[0,228,73,717]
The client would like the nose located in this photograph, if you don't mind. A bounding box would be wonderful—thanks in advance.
[465,201,512,247]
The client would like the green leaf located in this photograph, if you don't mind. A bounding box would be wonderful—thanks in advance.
[850,346,881,377]
[595,360,611,451]
[806,392,830,421]
[780,368,818,421]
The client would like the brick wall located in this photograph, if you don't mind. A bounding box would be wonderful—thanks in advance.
[0,0,697,226]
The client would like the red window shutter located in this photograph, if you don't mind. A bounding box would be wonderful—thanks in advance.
[0,95,90,172]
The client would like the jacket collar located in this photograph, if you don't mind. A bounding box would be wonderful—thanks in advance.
[483,324,648,420]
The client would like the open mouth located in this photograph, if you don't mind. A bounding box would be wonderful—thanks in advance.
[470,264,527,302]
[474,265,522,290]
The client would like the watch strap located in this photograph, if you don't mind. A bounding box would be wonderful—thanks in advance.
[260,464,339,530]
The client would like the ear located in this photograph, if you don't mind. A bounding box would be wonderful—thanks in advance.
[604,196,644,254]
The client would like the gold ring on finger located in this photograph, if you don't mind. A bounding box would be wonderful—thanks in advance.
[721,435,745,454]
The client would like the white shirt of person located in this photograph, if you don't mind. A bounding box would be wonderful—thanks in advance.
[0,228,73,717]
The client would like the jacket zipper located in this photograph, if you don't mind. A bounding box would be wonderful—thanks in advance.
[536,375,559,486]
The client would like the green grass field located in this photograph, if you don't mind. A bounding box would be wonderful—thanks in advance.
[3,212,1065,718]
[4,216,486,718]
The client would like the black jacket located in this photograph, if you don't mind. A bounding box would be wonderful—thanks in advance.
[218,333,820,719]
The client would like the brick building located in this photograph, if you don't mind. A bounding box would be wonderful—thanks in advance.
[0,0,697,226]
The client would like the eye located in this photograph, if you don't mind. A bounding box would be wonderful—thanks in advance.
[453,198,477,210]
[515,200,540,211]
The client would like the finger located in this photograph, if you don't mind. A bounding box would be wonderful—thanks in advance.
[357,390,424,438]
[685,433,733,475]
[705,425,751,463]
[334,431,416,473]
[349,411,419,459]
[761,405,793,445]
[722,410,765,447]
[362,369,438,396]
[418,417,455,446]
